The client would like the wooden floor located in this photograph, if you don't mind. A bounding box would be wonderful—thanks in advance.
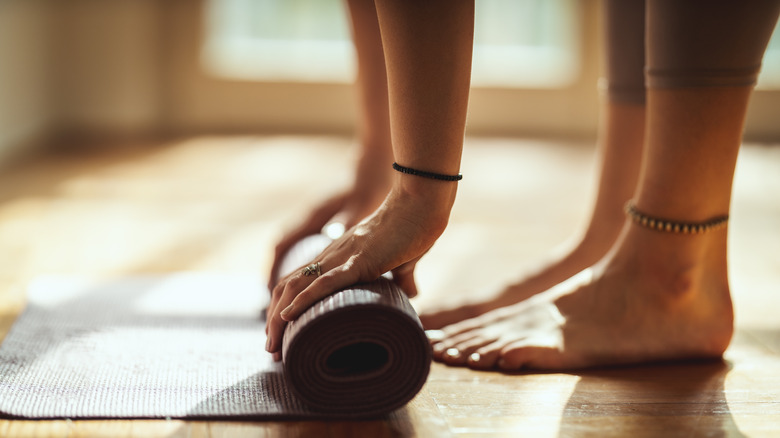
[1,135,779,437]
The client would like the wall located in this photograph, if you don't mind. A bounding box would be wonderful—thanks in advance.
[0,0,164,163]
[49,0,164,136]
[0,0,778,168]
[0,0,52,163]
[745,91,780,141]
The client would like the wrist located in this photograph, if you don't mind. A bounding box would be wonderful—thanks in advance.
[389,172,458,235]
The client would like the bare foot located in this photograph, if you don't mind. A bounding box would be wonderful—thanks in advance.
[429,224,734,370]
[420,103,646,330]
[419,240,609,329]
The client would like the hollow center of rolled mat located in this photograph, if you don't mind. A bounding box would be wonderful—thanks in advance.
[325,342,390,377]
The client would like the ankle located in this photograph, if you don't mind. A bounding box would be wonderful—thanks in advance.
[625,201,729,234]
[632,194,731,226]
[614,224,729,301]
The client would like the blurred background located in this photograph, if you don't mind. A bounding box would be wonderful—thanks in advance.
[2,0,780,165]
[2,3,780,435]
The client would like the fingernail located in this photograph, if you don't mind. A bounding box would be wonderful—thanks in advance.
[469,352,481,363]
[445,348,461,359]
[265,337,272,352]
[433,343,446,354]
[280,304,293,320]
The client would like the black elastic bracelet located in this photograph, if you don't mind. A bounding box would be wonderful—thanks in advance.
[392,162,463,181]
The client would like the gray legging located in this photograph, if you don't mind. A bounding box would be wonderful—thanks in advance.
[604,0,780,103]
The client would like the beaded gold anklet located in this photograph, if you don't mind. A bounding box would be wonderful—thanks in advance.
[624,201,729,234]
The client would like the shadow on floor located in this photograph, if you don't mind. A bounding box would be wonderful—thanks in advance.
[559,359,744,437]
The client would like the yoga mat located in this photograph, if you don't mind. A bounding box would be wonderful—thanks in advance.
[0,236,431,419]
[279,234,432,417]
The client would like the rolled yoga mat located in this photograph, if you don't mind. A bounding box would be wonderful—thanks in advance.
[0,235,430,419]
[277,234,432,417]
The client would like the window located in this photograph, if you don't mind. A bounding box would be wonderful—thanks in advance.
[757,20,780,89]
[204,0,354,82]
[203,0,580,88]
[472,0,579,87]
[204,1,780,89]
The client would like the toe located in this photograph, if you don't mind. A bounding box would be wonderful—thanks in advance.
[439,316,487,341]
[443,347,464,364]
[498,342,564,370]
[467,341,505,370]
[432,332,479,361]
[432,341,449,359]
[442,337,494,366]
[425,329,445,343]
[420,303,483,330]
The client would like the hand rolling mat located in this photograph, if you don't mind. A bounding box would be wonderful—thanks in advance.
[0,237,431,419]
[279,235,432,417]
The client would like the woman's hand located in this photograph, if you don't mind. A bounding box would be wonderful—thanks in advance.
[265,180,456,357]
[267,169,391,292]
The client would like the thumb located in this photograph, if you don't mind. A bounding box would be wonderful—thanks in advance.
[391,259,420,298]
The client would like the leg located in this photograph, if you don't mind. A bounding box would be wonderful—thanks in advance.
[420,0,647,329]
[432,0,780,370]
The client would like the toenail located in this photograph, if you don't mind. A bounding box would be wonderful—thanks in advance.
[425,330,445,342]
[445,348,461,359]
[469,352,481,363]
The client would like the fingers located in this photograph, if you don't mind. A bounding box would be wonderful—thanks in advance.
[265,270,314,354]
[284,265,361,321]
[268,231,310,290]
[266,262,361,356]
[391,259,419,298]
[267,194,349,290]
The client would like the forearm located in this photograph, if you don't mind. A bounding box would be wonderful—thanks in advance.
[375,0,474,183]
